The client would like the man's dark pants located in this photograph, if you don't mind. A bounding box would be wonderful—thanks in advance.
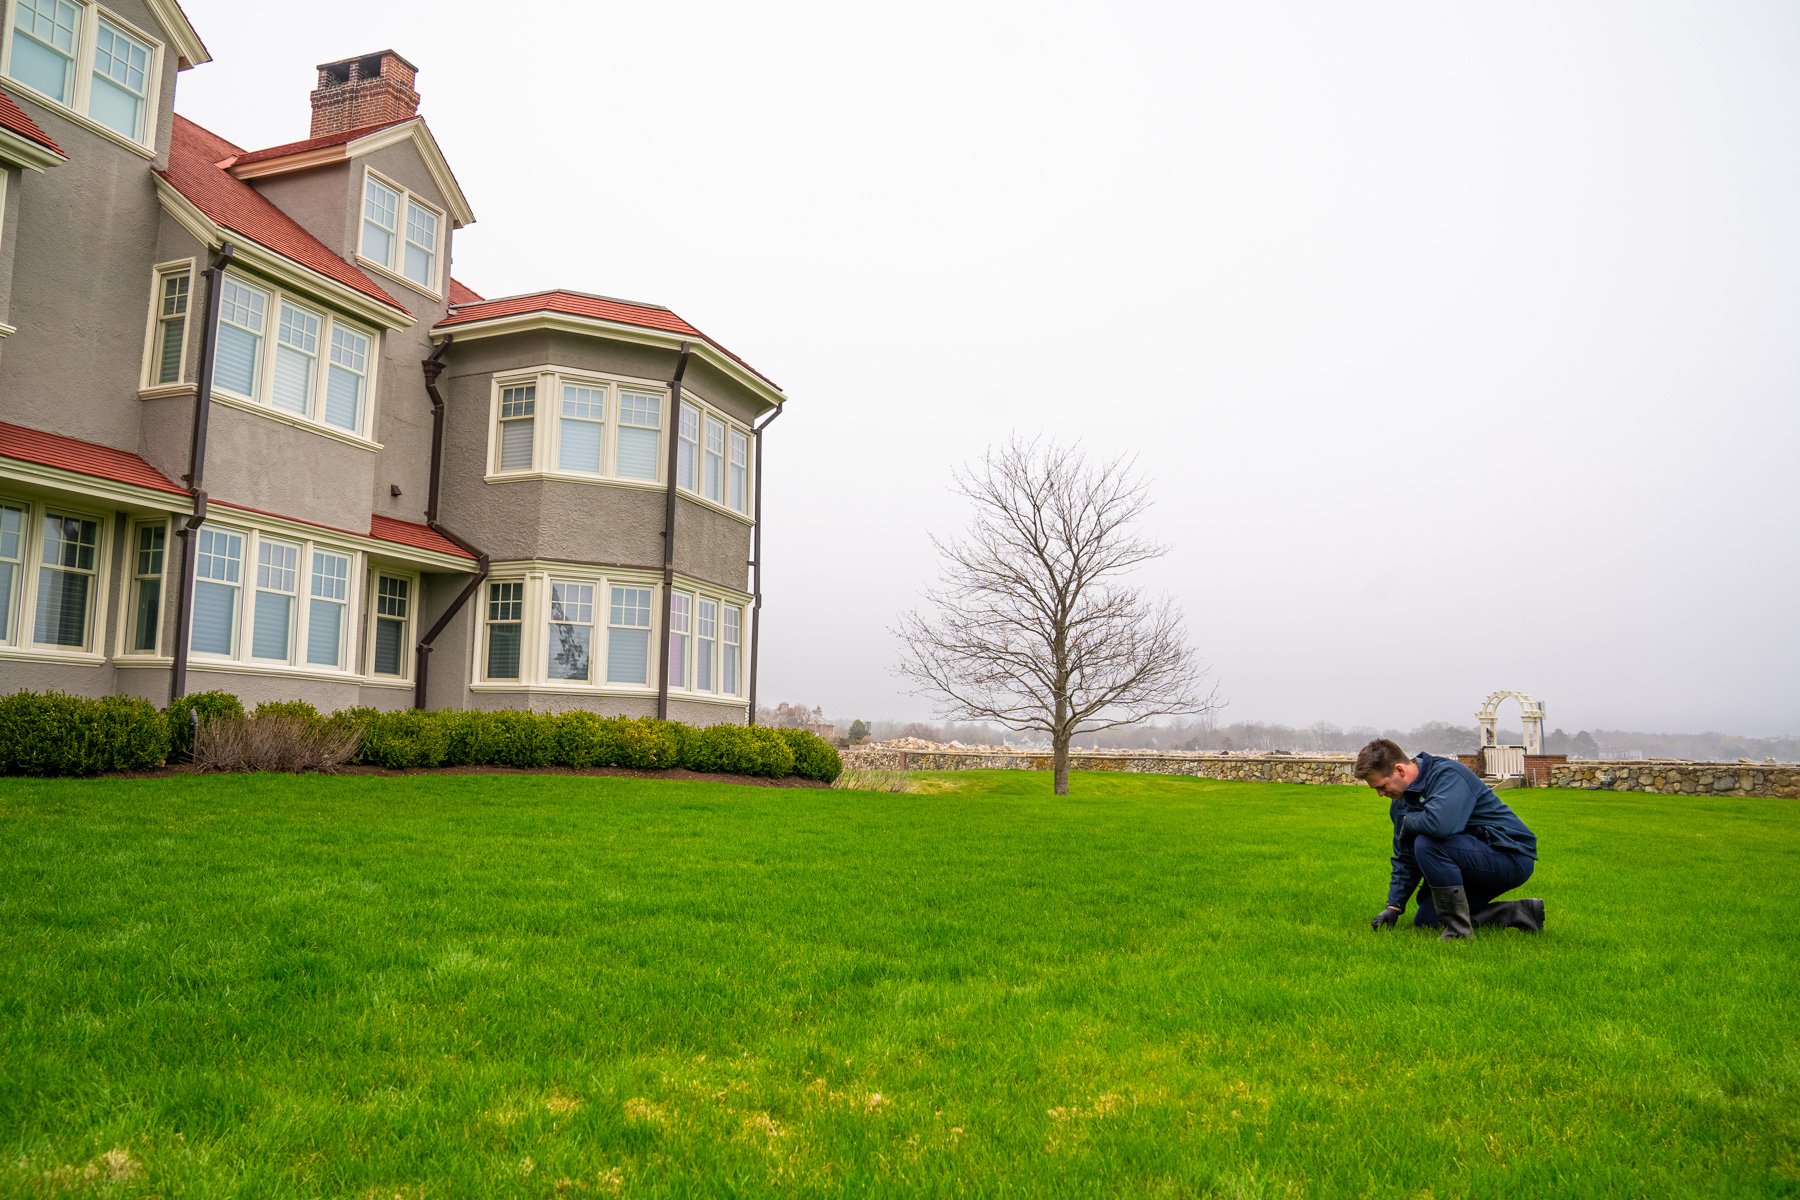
[1411,833,1534,929]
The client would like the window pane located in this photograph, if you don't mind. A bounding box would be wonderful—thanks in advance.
[559,419,602,473]
[252,592,293,660]
[500,419,534,471]
[91,20,149,141]
[668,592,689,688]
[486,623,521,679]
[403,202,437,286]
[88,75,142,141]
[373,619,405,676]
[363,178,399,267]
[325,328,369,431]
[157,317,185,385]
[192,580,236,655]
[272,345,314,414]
[215,324,260,397]
[547,624,591,681]
[33,570,88,647]
[0,560,15,644]
[0,504,19,642]
[606,628,648,685]
[306,600,343,667]
[615,427,658,480]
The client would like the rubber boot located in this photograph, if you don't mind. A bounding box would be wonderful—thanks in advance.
[1473,898,1545,933]
[1430,885,1473,940]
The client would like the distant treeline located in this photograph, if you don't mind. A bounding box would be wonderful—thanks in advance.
[844,715,1799,763]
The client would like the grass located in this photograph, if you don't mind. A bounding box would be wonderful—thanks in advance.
[0,769,1795,1197]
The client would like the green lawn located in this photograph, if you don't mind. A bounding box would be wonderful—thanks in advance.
[1,770,1794,1198]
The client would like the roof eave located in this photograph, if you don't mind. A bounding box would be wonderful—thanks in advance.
[435,310,785,410]
[348,119,476,227]
[145,0,212,69]
[0,127,66,171]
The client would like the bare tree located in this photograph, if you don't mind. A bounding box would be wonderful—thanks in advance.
[895,437,1219,794]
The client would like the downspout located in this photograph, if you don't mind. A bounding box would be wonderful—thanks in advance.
[745,402,784,725]
[413,334,490,709]
[168,242,233,705]
[655,343,691,720]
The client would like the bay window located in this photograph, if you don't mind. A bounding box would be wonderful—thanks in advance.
[616,390,661,480]
[33,513,98,649]
[496,383,536,471]
[5,0,160,148]
[360,171,444,293]
[209,272,377,438]
[729,431,749,514]
[666,589,743,698]
[606,585,652,685]
[483,580,523,680]
[667,591,690,689]
[722,606,741,695]
[0,499,125,659]
[547,579,595,682]
[695,598,717,692]
[189,522,368,676]
[677,403,699,491]
[488,370,675,486]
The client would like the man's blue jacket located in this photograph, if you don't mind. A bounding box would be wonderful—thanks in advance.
[1386,753,1538,909]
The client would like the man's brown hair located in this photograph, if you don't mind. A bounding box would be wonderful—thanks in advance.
[1354,738,1410,780]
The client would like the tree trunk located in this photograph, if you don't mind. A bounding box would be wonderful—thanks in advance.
[1052,731,1070,795]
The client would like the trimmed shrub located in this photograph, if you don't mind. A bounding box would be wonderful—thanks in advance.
[554,711,612,768]
[681,723,796,778]
[166,690,245,759]
[357,709,450,769]
[0,691,169,777]
[439,710,491,767]
[252,699,323,725]
[610,718,684,769]
[193,712,359,774]
[471,710,556,768]
[776,727,843,783]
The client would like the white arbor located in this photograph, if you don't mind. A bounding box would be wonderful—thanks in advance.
[1477,690,1546,757]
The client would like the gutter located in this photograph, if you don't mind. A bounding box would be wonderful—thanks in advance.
[745,402,784,725]
[412,334,489,709]
[654,343,692,720]
[168,242,233,704]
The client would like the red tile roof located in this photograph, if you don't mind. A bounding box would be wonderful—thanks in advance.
[447,277,484,306]
[0,87,64,158]
[158,115,409,317]
[0,421,187,496]
[209,501,476,562]
[368,514,475,560]
[437,290,778,391]
[228,118,411,167]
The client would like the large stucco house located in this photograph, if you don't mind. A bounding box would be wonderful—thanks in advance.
[0,0,785,723]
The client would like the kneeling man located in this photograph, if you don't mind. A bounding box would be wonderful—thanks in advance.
[1357,738,1545,939]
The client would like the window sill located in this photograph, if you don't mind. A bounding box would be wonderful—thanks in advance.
[670,691,750,706]
[678,489,757,527]
[0,78,157,159]
[138,383,196,401]
[0,646,107,666]
[470,681,655,695]
[209,393,382,451]
[115,654,174,667]
[354,253,443,303]
[186,658,377,686]
[0,322,16,339]
[484,470,665,493]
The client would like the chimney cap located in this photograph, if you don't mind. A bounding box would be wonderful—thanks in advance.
[315,49,418,78]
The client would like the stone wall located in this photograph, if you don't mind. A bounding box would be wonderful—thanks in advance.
[842,747,1359,786]
[1551,760,1800,799]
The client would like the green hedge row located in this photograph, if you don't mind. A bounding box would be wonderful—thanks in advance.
[0,690,841,783]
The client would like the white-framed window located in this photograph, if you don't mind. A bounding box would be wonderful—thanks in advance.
[211,271,377,439]
[124,519,166,655]
[469,571,745,699]
[359,169,444,294]
[547,578,595,682]
[703,416,725,505]
[369,573,412,678]
[667,590,690,689]
[729,430,750,514]
[606,585,652,685]
[2,0,162,149]
[141,262,192,388]
[487,369,674,487]
[676,403,698,492]
[0,498,112,656]
[669,590,743,698]
[676,396,752,517]
[189,521,366,675]
[482,579,523,681]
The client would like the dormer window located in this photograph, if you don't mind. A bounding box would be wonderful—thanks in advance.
[359,169,442,294]
[4,0,160,149]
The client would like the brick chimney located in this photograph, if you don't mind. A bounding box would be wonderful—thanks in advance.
[309,51,420,138]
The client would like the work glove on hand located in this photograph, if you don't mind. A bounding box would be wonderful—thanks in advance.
[1370,906,1401,931]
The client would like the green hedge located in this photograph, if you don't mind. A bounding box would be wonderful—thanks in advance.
[0,691,170,776]
[1,690,842,783]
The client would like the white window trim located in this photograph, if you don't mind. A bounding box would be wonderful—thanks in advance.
[365,569,417,682]
[678,390,756,522]
[186,518,367,678]
[0,494,113,663]
[137,257,195,394]
[355,166,445,299]
[209,269,381,443]
[0,0,163,156]
[470,566,749,700]
[115,514,169,659]
[668,587,747,701]
[484,366,671,489]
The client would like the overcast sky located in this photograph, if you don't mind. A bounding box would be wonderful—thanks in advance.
[174,0,1800,736]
